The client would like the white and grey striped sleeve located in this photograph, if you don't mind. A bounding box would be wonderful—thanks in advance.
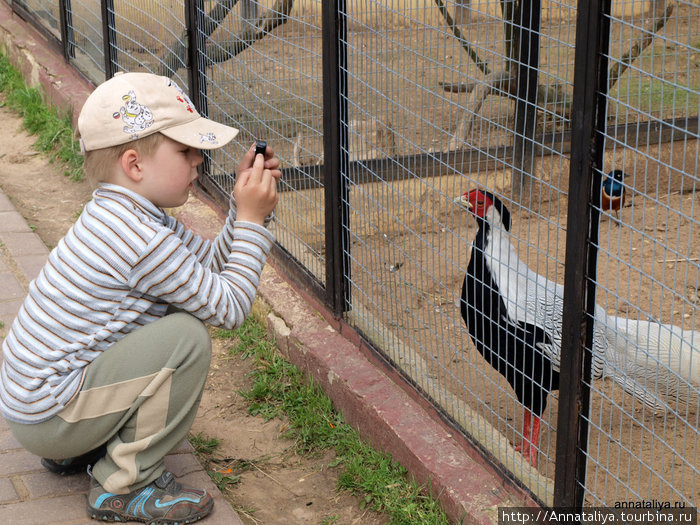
[128,221,274,329]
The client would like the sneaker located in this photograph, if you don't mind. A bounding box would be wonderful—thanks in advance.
[41,444,107,476]
[87,470,213,524]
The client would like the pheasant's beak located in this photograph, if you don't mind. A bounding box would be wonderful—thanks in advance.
[454,195,473,211]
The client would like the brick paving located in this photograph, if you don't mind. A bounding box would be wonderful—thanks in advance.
[0,186,243,525]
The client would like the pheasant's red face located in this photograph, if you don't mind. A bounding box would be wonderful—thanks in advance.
[465,189,492,218]
[455,189,494,218]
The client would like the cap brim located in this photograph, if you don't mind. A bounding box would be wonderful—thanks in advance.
[160,117,239,150]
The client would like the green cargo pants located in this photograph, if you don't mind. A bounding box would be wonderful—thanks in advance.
[8,312,211,494]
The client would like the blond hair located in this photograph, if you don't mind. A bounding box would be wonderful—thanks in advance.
[82,132,166,186]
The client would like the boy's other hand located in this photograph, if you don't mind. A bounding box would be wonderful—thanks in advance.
[234,143,281,225]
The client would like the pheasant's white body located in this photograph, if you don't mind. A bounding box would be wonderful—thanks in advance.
[481,206,700,411]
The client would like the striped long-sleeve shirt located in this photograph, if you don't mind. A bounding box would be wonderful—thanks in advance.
[0,183,274,424]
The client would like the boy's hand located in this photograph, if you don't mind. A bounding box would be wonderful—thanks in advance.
[234,143,281,225]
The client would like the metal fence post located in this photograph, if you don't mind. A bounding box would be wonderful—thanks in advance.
[555,0,612,508]
[184,0,210,178]
[101,0,116,79]
[511,0,540,203]
[184,0,205,113]
[58,0,75,61]
[322,0,350,316]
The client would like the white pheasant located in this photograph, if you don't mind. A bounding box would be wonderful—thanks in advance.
[456,188,700,466]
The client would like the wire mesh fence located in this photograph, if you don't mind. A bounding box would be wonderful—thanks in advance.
[6,0,698,511]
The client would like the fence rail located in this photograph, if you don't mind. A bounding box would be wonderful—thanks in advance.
[7,0,699,512]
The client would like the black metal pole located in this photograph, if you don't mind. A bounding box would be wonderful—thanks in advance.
[322,0,350,316]
[184,0,211,179]
[555,0,612,509]
[58,0,75,61]
[101,0,116,79]
[184,0,205,112]
[511,0,540,203]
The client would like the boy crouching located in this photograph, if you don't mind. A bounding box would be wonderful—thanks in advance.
[0,71,281,524]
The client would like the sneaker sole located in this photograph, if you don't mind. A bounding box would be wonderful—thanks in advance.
[87,499,213,525]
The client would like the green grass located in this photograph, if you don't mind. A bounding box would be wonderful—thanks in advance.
[189,432,221,456]
[0,52,84,180]
[608,77,700,126]
[630,81,698,111]
[212,310,451,525]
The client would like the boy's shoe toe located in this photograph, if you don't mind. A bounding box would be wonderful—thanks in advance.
[87,470,213,524]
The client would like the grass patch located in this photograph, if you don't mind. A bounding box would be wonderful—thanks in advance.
[611,75,700,115]
[189,431,221,456]
[216,308,451,525]
[0,52,84,180]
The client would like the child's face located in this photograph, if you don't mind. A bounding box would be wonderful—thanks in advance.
[137,136,204,208]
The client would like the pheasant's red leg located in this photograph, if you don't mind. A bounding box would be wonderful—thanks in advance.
[514,410,540,467]
[514,410,531,452]
[528,416,541,467]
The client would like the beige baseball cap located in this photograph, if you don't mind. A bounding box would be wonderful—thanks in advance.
[77,71,239,152]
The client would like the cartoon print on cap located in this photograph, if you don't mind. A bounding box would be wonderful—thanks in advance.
[114,90,154,138]
[199,132,219,145]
